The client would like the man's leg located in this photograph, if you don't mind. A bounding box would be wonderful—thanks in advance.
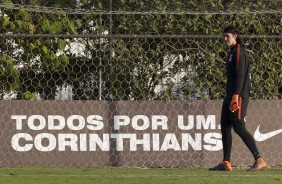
[221,98,233,162]
[232,97,267,171]
[209,98,233,171]
[232,98,260,160]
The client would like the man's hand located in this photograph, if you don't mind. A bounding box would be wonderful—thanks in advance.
[230,94,239,112]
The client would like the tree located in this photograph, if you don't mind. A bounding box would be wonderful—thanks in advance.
[0,1,82,99]
[0,0,280,100]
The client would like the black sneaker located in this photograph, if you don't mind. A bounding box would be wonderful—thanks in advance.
[209,161,232,171]
[247,158,267,171]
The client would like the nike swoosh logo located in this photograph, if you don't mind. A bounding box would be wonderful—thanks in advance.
[254,125,282,142]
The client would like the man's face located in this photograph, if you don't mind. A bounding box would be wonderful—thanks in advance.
[223,33,237,46]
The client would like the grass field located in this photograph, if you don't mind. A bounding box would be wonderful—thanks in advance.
[0,167,282,184]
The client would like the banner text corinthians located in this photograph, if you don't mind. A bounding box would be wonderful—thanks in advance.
[11,115,222,152]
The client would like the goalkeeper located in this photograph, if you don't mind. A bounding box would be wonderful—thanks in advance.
[209,26,267,171]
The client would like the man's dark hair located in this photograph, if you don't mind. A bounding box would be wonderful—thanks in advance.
[223,26,243,44]
[223,26,240,35]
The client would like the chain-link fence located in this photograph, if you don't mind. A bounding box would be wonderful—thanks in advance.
[0,2,281,168]
[0,2,281,100]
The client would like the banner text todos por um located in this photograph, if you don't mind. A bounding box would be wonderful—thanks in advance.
[11,114,222,152]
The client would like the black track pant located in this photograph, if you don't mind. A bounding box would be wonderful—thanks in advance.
[220,97,261,162]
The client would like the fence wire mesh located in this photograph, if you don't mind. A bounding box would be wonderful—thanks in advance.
[0,1,281,168]
[0,2,280,100]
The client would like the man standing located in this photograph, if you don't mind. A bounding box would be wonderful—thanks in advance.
[209,26,267,171]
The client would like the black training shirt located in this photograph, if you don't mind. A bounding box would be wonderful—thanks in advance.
[225,44,252,98]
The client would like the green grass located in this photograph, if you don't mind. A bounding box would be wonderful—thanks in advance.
[0,167,282,184]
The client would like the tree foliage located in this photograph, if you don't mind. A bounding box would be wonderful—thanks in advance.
[0,0,280,100]
[0,55,19,94]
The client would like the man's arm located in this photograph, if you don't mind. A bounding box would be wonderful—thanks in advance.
[230,46,247,112]
[234,49,247,95]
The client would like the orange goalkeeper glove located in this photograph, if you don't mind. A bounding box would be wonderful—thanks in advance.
[230,94,239,112]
